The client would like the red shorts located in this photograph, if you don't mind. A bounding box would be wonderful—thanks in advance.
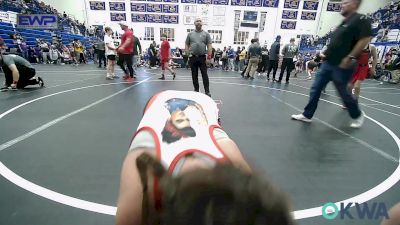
[161,58,169,70]
[351,65,369,83]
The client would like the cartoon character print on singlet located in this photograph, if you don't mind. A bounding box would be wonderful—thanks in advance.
[162,98,208,144]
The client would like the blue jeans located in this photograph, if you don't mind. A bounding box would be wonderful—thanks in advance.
[303,62,361,119]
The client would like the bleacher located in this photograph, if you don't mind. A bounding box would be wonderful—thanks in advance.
[0,20,93,52]
[0,0,94,52]
[299,1,400,52]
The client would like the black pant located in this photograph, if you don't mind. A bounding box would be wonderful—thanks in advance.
[279,58,294,82]
[149,55,157,67]
[189,55,209,93]
[79,53,86,64]
[257,56,269,73]
[267,60,279,79]
[3,66,38,88]
[98,50,106,67]
[117,53,134,77]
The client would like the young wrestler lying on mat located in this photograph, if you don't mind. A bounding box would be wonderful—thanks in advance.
[116,90,295,225]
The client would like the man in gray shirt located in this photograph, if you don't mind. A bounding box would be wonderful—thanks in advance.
[267,35,281,81]
[185,18,213,97]
[244,38,262,79]
[278,38,298,83]
[0,53,44,91]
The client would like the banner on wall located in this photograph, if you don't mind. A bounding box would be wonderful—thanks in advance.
[163,4,179,13]
[283,0,299,9]
[17,14,58,29]
[231,0,246,6]
[247,0,262,7]
[131,3,146,12]
[109,2,125,11]
[282,10,297,19]
[132,13,147,22]
[110,12,126,21]
[147,14,163,23]
[262,0,279,8]
[259,12,267,32]
[197,0,212,4]
[327,2,341,12]
[281,20,296,29]
[303,0,318,10]
[163,15,179,23]
[146,4,162,13]
[301,11,316,20]
[181,0,197,3]
[234,10,241,30]
[89,1,105,10]
[213,0,229,5]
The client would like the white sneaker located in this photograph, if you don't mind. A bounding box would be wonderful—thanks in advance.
[291,114,312,123]
[112,74,119,78]
[350,111,365,128]
[106,75,114,80]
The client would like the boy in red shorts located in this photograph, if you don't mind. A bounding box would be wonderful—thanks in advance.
[159,33,176,80]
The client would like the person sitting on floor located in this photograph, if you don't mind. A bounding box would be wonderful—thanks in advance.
[0,51,44,91]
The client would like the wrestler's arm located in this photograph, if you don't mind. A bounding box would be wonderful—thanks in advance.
[381,202,400,225]
[116,149,148,225]
[217,138,252,173]
[8,64,20,83]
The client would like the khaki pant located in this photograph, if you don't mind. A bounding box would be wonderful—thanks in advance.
[245,57,260,78]
[390,70,400,83]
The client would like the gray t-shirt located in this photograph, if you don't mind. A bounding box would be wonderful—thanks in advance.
[281,43,298,59]
[185,30,212,56]
[1,54,34,69]
[269,41,281,60]
[97,41,105,51]
[248,43,262,58]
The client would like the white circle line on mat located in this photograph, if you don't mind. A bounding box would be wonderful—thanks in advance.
[0,80,398,220]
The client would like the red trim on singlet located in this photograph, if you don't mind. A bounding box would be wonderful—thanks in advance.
[153,125,228,211]
[209,124,229,159]
[129,126,161,160]
[144,92,162,114]
[129,126,163,211]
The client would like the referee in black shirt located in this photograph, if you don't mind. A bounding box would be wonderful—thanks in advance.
[292,0,372,128]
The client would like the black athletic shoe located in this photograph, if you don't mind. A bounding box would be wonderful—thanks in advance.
[158,76,165,80]
[38,77,45,87]
[0,86,9,92]
[205,92,211,97]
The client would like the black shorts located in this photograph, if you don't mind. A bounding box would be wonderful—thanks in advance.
[107,55,116,61]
